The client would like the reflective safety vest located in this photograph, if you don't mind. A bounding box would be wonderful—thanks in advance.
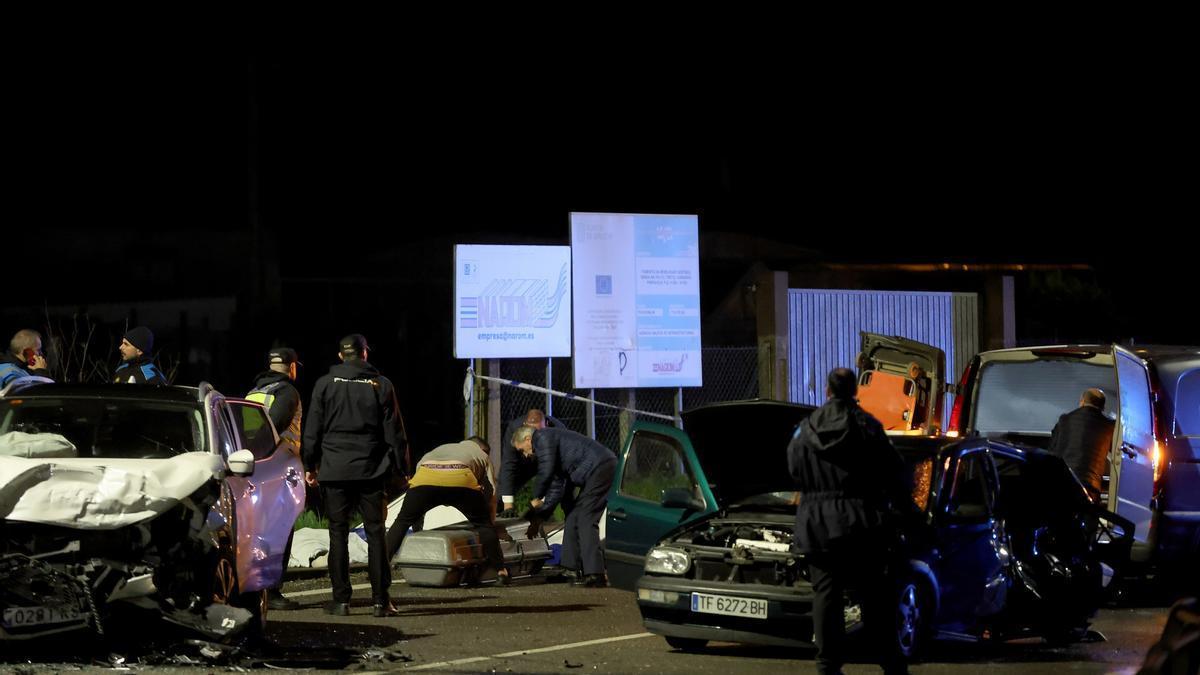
[247,380,303,456]
[0,361,31,388]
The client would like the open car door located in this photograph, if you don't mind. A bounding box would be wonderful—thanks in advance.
[1111,346,1158,558]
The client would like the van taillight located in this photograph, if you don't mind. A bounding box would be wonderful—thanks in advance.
[1152,441,1164,484]
[947,362,974,435]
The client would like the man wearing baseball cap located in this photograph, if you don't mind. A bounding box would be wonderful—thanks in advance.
[247,346,306,611]
[303,333,407,617]
[113,326,167,385]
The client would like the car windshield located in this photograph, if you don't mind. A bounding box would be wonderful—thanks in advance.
[0,397,206,459]
[974,359,1116,435]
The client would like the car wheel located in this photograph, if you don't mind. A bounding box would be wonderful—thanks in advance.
[895,578,932,660]
[665,636,708,652]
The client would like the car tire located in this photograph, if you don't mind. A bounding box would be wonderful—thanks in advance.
[895,577,933,660]
[665,636,708,652]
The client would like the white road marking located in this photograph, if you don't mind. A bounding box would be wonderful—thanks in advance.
[405,633,655,670]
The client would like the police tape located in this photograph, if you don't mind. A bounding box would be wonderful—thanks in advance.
[465,368,679,424]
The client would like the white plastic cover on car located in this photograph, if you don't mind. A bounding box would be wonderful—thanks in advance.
[0,452,223,529]
[0,431,77,459]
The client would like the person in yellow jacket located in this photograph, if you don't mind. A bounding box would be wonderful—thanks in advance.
[384,436,509,584]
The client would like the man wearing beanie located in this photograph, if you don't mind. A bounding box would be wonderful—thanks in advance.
[303,333,407,617]
[113,326,167,385]
[247,346,306,611]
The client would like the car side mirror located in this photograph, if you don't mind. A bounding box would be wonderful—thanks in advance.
[661,487,704,512]
[227,449,255,476]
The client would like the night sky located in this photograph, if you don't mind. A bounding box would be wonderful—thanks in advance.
[8,41,1192,449]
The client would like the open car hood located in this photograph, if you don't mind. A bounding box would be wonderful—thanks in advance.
[0,453,223,529]
[680,399,815,506]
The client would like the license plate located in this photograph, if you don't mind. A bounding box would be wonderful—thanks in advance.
[690,592,768,620]
[2,606,85,628]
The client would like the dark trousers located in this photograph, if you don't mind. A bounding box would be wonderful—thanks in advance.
[806,532,907,675]
[385,486,502,568]
[560,458,616,575]
[274,529,295,592]
[323,479,390,605]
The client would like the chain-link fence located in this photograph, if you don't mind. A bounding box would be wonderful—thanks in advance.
[480,347,759,455]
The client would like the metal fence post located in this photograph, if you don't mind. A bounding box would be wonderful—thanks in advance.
[587,388,596,439]
[487,358,502,469]
[618,388,636,452]
[674,387,684,429]
[545,358,553,418]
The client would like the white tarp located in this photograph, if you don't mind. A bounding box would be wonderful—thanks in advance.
[0,453,223,529]
[287,492,576,568]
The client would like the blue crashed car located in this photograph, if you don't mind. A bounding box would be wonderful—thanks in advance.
[611,401,1132,658]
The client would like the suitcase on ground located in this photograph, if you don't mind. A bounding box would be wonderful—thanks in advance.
[396,517,552,587]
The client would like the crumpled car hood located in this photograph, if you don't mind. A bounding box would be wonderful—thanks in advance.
[0,453,223,529]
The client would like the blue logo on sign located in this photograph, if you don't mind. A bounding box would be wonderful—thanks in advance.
[596,275,612,295]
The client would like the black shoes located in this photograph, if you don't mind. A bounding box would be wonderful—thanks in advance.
[323,601,350,616]
[268,589,301,611]
[497,569,512,586]
[373,600,399,618]
[573,573,609,588]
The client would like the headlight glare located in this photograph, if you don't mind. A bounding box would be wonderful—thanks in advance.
[644,546,690,575]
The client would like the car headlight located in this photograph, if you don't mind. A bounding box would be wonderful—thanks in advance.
[644,546,690,575]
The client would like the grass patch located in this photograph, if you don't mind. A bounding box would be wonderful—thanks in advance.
[293,509,329,531]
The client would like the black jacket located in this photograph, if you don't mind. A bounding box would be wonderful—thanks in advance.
[249,371,301,433]
[530,427,617,512]
[787,397,912,553]
[112,356,167,385]
[303,360,406,482]
[1047,405,1114,497]
[499,415,566,501]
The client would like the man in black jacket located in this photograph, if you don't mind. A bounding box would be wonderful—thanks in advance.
[248,347,304,611]
[1047,388,1114,501]
[788,368,911,675]
[512,425,616,587]
[303,334,406,617]
[112,326,167,385]
[499,409,566,516]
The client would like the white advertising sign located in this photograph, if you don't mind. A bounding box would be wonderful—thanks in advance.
[454,245,571,359]
[571,213,702,388]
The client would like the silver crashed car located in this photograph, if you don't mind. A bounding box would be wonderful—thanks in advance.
[0,379,305,642]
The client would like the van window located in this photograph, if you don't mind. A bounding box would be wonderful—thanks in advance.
[974,360,1116,434]
[1175,370,1200,437]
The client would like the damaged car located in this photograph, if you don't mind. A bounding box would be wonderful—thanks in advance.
[0,380,304,643]
[613,400,1132,657]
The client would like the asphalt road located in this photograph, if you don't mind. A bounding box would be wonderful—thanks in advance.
[0,570,1173,673]
[269,572,1168,673]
